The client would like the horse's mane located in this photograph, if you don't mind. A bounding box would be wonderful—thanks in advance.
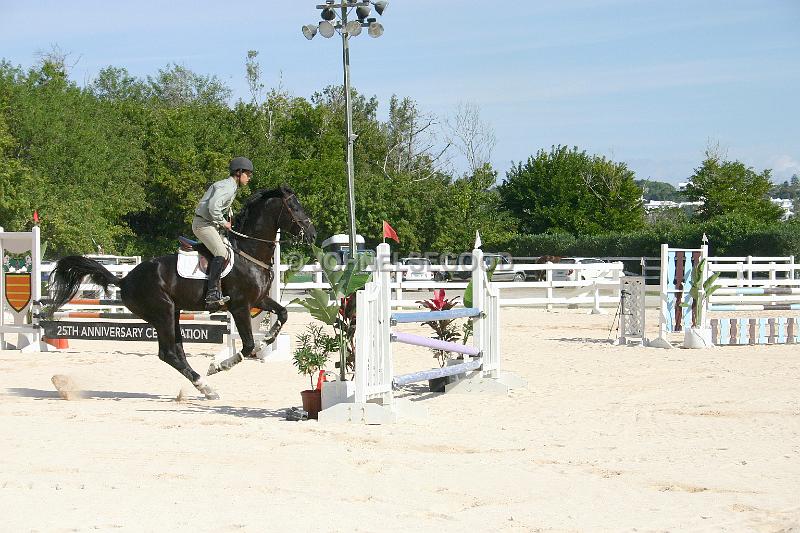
[233,187,284,232]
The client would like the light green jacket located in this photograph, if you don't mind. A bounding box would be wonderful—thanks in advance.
[195,177,238,226]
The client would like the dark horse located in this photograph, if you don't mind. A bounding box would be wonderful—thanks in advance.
[45,185,316,400]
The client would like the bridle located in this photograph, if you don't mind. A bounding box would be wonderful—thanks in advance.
[227,191,312,270]
[228,192,311,245]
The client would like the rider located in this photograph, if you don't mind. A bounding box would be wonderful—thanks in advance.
[192,156,253,310]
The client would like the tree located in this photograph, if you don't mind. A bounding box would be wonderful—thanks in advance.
[146,64,231,107]
[444,101,496,176]
[429,164,517,252]
[0,61,147,255]
[636,179,683,201]
[498,145,645,235]
[380,94,449,180]
[683,153,783,223]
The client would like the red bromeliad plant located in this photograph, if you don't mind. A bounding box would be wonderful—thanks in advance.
[416,289,461,367]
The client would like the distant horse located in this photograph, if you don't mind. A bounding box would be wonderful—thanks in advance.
[532,255,562,281]
[45,185,316,399]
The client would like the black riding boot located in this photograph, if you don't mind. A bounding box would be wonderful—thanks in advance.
[204,256,230,311]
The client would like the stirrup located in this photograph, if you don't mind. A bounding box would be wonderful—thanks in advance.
[205,294,230,311]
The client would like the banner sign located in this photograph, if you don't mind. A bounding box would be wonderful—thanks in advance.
[40,321,227,344]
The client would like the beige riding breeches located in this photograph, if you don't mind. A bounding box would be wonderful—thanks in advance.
[192,216,228,258]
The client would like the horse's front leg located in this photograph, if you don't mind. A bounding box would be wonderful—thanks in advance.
[256,297,288,346]
[207,306,256,376]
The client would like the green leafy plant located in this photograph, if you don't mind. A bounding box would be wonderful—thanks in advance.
[416,289,461,367]
[292,324,338,389]
[292,244,371,380]
[679,258,721,327]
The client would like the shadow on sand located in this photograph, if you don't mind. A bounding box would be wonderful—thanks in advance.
[155,403,289,419]
[5,387,168,400]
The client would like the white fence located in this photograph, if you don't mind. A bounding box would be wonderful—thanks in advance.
[275,259,624,312]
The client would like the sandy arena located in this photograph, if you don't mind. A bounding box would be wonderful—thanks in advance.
[2,307,799,532]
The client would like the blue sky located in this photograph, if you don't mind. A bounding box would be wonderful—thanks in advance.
[1,0,798,184]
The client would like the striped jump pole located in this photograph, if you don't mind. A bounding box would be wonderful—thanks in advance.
[390,331,481,357]
[709,304,800,312]
[714,287,800,296]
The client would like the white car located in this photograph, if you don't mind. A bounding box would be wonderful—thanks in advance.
[399,258,434,281]
[552,257,614,281]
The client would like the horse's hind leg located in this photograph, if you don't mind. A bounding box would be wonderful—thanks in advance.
[151,307,219,399]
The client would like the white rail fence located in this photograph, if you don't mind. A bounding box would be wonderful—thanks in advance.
[275,260,625,312]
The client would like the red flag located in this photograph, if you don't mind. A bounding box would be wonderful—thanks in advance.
[33,210,39,224]
[382,220,400,243]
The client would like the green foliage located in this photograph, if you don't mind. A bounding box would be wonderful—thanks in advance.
[292,324,337,389]
[635,179,684,201]
[0,60,147,255]
[679,259,721,327]
[684,155,783,223]
[1,55,794,266]
[498,145,645,236]
[292,244,371,380]
[416,289,461,367]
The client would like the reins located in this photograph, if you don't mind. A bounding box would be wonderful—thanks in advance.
[226,192,312,270]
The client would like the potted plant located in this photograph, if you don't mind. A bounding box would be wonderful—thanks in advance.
[680,258,721,349]
[292,245,371,411]
[292,324,338,419]
[416,289,462,367]
[292,244,371,379]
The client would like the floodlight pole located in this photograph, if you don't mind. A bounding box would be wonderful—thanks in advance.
[308,1,385,258]
[340,6,358,258]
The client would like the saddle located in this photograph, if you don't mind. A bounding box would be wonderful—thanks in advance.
[176,236,234,280]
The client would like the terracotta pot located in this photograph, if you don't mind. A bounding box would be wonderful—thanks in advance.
[300,389,322,420]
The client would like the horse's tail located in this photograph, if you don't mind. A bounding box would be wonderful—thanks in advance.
[43,256,121,317]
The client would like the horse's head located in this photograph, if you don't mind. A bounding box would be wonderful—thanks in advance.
[234,186,316,245]
[276,185,316,244]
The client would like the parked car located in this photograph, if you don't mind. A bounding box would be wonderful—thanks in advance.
[398,257,434,282]
[552,257,615,281]
[444,252,525,282]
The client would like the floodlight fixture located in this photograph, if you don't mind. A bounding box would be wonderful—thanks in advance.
[345,20,362,36]
[319,20,336,38]
[372,1,388,15]
[367,21,383,38]
[321,7,336,20]
[302,24,318,40]
[356,5,371,20]
[303,1,388,271]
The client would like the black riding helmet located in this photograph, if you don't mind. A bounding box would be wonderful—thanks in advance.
[229,156,254,174]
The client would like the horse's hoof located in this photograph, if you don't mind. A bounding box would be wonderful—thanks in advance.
[261,335,276,346]
[207,363,220,376]
[193,378,219,400]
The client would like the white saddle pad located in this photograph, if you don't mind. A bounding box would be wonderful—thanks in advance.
[177,247,235,280]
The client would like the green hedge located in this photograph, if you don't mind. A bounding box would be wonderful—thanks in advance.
[504,215,800,258]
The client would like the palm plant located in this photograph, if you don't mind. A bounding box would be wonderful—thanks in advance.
[292,244,371,381]
[680,258,721,328]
